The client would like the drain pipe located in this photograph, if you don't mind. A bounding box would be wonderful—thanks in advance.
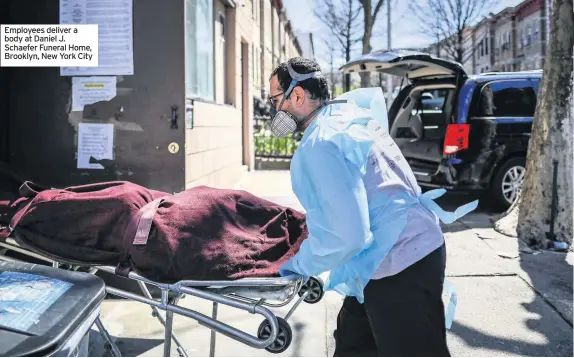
[545,159,569,251]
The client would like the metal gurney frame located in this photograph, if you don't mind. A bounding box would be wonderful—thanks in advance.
[0,237,325,357]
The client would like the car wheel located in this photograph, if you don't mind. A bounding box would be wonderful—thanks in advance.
[490,157,526,211]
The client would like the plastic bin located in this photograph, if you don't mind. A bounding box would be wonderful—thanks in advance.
[0,261,106,356]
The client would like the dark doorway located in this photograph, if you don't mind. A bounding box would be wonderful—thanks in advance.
[0,1,13,164]
[0,0,187,193]
[241,41,250,167]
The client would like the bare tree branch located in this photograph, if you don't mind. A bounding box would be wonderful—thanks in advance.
[409,0,496,65]
[356,0,386,87]
[312,0,362,91]
[372,0,385,26]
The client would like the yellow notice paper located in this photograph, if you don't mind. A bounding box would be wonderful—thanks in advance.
[71,76,116,111]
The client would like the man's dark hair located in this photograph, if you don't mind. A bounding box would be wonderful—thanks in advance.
[270,57,330,102]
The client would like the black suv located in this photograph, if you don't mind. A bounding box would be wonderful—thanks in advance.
[341,50,540,210]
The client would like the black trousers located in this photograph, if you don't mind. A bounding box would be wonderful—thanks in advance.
[333,244,450,357]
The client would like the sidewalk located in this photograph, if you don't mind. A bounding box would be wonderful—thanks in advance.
[89,170,573,357]
[243,171,573,357]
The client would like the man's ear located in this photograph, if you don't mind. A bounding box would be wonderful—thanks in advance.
[291,86,306,107]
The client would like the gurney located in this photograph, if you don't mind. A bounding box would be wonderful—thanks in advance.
[0,182,325,355]
[0,260,106,357]
[0,236,325,357]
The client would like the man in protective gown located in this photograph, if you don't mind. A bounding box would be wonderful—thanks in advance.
[268,57,476,357]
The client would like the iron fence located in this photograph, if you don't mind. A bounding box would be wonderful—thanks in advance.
[253,115,302,159]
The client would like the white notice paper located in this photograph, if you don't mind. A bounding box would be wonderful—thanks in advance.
[60,0,134,76]
[72,76,117,111]
[77,123,114,169]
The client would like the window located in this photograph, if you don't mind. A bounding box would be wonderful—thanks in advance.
[477,80,538,117]
[485,36,489,55]
[416,89,453,141]
[527,27,532,45]
[252,45,261,89]
[185,0,214,100]
[216,12,229,104]
[252,0,259,21]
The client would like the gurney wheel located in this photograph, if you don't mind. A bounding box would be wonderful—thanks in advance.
[298,276,324,304]
[257,317,292,354]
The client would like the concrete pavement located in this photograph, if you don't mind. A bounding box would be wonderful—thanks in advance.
[89,170,573,357]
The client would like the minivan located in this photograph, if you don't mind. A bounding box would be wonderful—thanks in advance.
[340,50,540,210]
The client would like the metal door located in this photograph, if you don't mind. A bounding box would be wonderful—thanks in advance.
[6,0,186,193]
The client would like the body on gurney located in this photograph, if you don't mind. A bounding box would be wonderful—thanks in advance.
[0,183,326,357]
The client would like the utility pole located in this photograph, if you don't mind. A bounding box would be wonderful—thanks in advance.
[386,0,393,105]
[330,48,336,99]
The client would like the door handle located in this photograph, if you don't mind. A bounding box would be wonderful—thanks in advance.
[171,105,179,129]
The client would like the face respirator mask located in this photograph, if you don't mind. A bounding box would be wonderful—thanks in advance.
[269,64,323,138]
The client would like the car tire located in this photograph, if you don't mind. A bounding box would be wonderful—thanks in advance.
[490,157,526,211]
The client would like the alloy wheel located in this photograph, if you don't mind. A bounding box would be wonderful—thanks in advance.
[501,165,525,204]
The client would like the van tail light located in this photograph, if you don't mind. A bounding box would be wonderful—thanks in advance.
[443,124,470,155]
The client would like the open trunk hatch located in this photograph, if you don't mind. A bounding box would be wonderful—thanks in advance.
[339,50,466,81]
[340,51,469,180]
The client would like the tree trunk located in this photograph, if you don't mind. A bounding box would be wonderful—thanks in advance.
[456,30,464,64]
[360,0,373,88]
[345,44,352,92]
[330,51,336,98]
[359,35,372,87]
[495,0,573,248]
[345,0,354,92]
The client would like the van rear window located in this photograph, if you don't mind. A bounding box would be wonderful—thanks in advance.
[477,80,538,118]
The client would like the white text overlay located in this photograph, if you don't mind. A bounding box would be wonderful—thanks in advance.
[1,24,98,67]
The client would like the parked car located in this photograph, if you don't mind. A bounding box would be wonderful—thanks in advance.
[340,50,541,210]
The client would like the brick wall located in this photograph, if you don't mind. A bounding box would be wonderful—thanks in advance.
[185,100,244,189]
[515,10,545,70]
[493,18,515,71]
[184,0,302,190]
[474,21,492,73]
[185,1,257,190]
[235,0,255,169]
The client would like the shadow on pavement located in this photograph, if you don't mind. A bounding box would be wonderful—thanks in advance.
[292,322,305,357]
[517,250,573,354]
[448,251,573,356]
[88,329,164,357]
[434,191,499,215]
[434,191,497,235]
[443,190,573,356]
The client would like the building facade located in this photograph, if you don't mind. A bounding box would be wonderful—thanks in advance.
[514,0,547,71]
[0,0,301,195]
[424,27,474,74]
[492,7,517,72]
[185,0,302,189]
[424,0,553,75]
[473,17,492,73]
